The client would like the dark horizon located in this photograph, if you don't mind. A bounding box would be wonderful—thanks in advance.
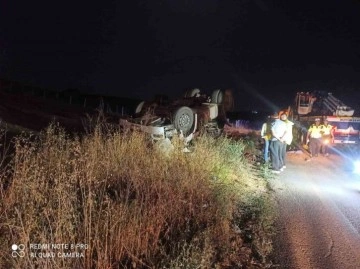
[1,0,359,111]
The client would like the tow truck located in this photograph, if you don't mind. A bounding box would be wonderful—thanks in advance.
[290,91,360,146]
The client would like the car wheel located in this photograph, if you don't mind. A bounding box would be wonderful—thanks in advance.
[135,101,145,114]
[211,89,223,104]
[173,106,194,135]
[184,88,200,98]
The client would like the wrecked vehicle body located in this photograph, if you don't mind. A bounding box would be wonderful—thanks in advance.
[119,89,234,143]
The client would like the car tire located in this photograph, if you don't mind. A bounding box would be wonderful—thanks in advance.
[211,89,223,104]
[173,106,194,135]
[184,88,200,98]
[135,101,145,114]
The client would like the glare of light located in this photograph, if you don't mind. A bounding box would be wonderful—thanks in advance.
[354,160,360,175]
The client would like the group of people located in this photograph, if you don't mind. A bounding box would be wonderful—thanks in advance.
[261,111,294,174]
[306,117,334,158]
[261,113,334,173]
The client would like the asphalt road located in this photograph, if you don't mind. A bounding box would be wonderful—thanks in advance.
[270,149,360,269]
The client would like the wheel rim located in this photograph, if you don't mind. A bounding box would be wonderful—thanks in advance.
[179,113,191,129]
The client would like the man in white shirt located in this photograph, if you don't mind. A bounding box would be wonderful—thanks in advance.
[279,112,294,169]
[270,113,287,173]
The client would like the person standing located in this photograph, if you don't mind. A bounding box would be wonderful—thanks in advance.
[260,116,273,164]
[321,118,334,157]
[306,118,323,157]
[279,112,294,169]
[269,113,287,174]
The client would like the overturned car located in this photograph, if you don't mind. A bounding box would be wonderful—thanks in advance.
[119,88,234,142]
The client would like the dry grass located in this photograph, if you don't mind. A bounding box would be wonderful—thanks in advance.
[0,122,273,268]
[224,125,260,136]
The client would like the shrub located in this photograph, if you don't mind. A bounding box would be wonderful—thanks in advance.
[0,123,272,268]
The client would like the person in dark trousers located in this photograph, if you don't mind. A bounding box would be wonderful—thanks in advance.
[320,118,334,157]
[279,111,294,169]
[307,118,322,158]
[269,113,287,174]
[260,115,273,164]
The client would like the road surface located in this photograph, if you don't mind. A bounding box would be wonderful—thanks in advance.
[270,149,360,269]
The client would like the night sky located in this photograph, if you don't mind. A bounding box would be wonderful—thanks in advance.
[1,0,359,111]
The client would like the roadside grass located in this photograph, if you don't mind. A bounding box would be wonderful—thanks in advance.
[0,122,274,268]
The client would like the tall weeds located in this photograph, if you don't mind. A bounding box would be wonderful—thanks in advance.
[0,123,271,268]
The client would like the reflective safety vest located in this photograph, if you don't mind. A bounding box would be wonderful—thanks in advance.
[321,124,333,135]
[261,122,272,140]
[308,124,322,138]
